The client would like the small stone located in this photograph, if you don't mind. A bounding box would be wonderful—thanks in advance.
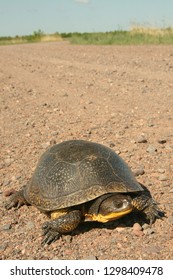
[158,138,167,144]
[82,255,97,260]
[133,166,145,177]
[137,135,147,143]
[132,223,144,236]
[4,188,16,197]
[62,235,72,243]
[0,243,8,251]
[0,193,3,206]
[11,175,16,181]
[161,181,169,187]
[3,180,11,187]
[159,174,168,181]
[157,168,165,174]
[165,144,172,150]
[142,223,150,230]
[109,142,115,148]
[21,249,26,255]
[167,215,173,225]
[26,221,35,229]
[0,163,5,169]
[148,121,154,127]
[49,139,56,145]
[116,224,126,232]
[133,223,142,231]
[1,223,12,231]
[4,158,13,166]
[51,131,59,136]
[133,230,144,237]
[143,228,155,235]
[146,245,161,253]
[146,145,157,153]
[41,142,50,149]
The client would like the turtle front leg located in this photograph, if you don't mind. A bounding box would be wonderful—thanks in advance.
[132,194,164,224]
[5,188,29,210]
[42,210,82,245]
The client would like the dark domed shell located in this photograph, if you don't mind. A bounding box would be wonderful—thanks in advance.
[24,140,143,211]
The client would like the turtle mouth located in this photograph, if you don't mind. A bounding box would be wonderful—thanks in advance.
[85,207,133,223]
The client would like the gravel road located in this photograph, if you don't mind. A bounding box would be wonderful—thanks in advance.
[0,42,173,259]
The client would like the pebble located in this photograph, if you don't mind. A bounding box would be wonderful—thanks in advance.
[0,193,3,207]
[157,168,165,174]
[133,223,143,231]
[1,223,12,231]
[4,158,13,167]
[145,245,161,253]
[137,135,147,143]
[0,243,8,251]
[41,142,50,149]
[62,235,72,243]
[0,163,5,169]
[167,215,173,225]
[82,255,97,260]
[133,223,144,236]
[26,221,35,229]
[3,180,11,187]
[133,166,145,176]
[162,181,170,187]
[51,131,59,136]
[142,223,150,230]
[148,120,155,127]
[49,139,56,145]
[109,142,115,148]
[21,249,26,255]
[116,224,126,232]
[159,174,168,181]
[169,187,173,193]
[146,145,157,153]
[165,144,172,150]
[133,230,144,237]
[4,188,16,197]
[158,138,167,144]
[143,228,155,235]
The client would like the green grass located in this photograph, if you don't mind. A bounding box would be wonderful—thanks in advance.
[0,30,62,45]
[1,27,173,46]
[61,27,173,45]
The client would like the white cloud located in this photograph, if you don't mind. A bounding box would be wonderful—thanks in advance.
[74,0,90,4]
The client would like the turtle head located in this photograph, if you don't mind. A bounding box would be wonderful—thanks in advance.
[85,194,133,223]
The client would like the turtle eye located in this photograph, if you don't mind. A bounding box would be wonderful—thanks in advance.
[115,201,123,208]
[114,199,129,210]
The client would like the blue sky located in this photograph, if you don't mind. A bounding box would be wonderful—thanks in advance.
[0,0,173,36]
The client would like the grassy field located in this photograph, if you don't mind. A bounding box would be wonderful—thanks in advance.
[1,27,173,45]
[0,30,62,45]
[63,27,173,45]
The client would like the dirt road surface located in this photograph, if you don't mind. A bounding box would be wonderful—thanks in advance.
[0,42,173,259]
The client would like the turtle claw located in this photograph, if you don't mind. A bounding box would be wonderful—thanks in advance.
[132,195,165,224]
[42,222,61,245]
[5,199,17,210]
[144,202,165,224]
[5,190,27,210]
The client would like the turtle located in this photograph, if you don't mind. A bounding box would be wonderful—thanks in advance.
[5,140,163,245]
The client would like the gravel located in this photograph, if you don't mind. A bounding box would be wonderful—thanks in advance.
[167,216,173,225]
[0,42,173,260]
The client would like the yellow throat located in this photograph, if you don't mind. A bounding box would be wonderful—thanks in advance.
[85,208,133,223]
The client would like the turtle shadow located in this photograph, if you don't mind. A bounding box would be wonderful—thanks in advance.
[72,211,146,237]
